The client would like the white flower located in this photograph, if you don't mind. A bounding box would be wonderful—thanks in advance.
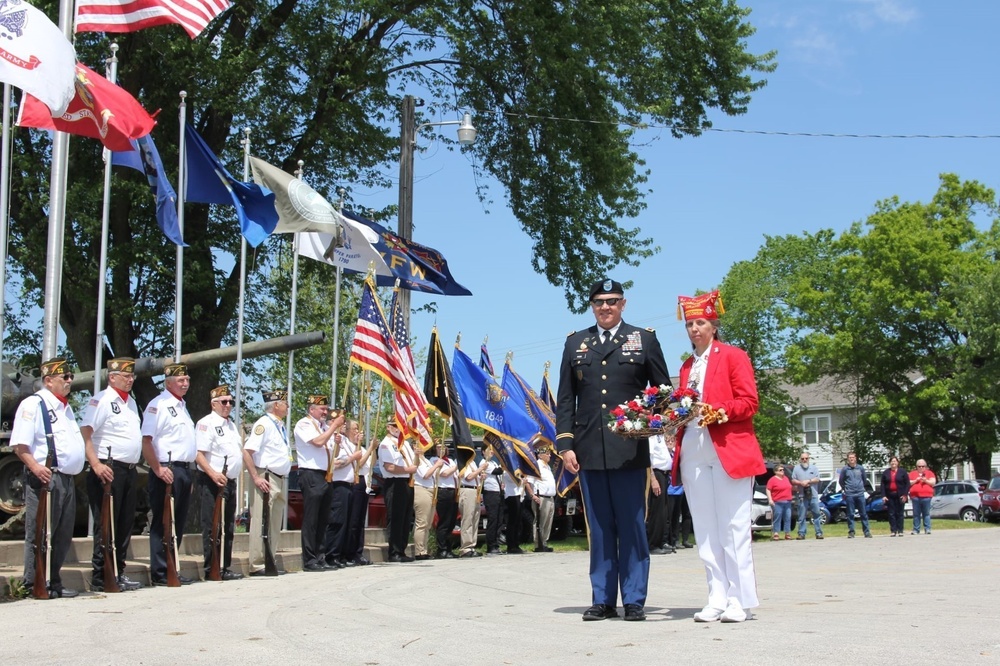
[608,421,618,431]
[623,420,635,431]
[680,397,693,409]
[659,384,671,393]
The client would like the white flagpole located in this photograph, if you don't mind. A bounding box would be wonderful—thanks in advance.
[41,0,75,359]
[174,91,187,361]
[330,188,345,399]
[234,127,251,436]
[93,43,119,394]
[286,159,303,435]
[0,84,12,370]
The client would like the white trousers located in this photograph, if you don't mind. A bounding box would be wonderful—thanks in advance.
[679,426,759,610]
[249,475,286,572]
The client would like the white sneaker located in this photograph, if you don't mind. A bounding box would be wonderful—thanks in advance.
[693,605,724,622]
[720,602,748,623]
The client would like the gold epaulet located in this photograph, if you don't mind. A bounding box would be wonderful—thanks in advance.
[566,330,576,337]
[646,327,655,332]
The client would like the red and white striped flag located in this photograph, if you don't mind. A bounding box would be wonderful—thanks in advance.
[75,0,231,39]
[349,280,434,451]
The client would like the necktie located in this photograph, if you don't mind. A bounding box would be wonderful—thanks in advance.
[602,330,611,345]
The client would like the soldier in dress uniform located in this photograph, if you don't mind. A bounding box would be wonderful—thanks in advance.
[243,389,291,576]
[293,395,342,572]
[556,279,671,622]
[82,356,143,591]
[14,358,87,598]
[141,362,197,586]
[194,384,245,580]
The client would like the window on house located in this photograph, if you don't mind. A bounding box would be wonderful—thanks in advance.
[802,415,831,445]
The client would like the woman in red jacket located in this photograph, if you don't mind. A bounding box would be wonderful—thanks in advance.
[673,291,765,623]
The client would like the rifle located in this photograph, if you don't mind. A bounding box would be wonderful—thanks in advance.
[207,455,228,581]
[261,472,279,576]
[100,446,121,593]
[33,397,57,600]
[162,453,182,587]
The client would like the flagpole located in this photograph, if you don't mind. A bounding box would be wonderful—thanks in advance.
[93,43,119,394]
[41,0,76,359]
[174,91,187,361]
[234,127,251,435]
[330,188,345,399]
[0,84,11,369]
[286,160,304,435]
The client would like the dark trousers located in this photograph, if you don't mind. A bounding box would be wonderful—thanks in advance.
[86,464,139,582]
[197,473,236,572]
[665,493,692,547]
[886,494,905,533]
[324,481,352,563]
[383,477,412,558]
[298,469,334,568]
[345,482,369,560]
[579,467,650,608]
[22,472,76,589]
[435,488,458,552]
[148,465,192,582]
[483,490,502,550]
[503,495,523,551]
[646,468,669,548]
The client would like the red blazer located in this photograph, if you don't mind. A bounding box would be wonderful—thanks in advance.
[673,342,765,480]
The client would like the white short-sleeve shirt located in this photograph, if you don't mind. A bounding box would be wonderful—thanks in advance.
[82,388,142,464]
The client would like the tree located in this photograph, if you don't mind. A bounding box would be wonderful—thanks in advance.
[7,0,775,417]
[777,175,1000,476]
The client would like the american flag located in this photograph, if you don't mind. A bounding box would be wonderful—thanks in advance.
[75,0,230,39]
[388,290,415,373]
[350,281,433,451]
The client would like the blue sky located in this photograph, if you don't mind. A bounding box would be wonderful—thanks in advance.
[341,0,1000,383]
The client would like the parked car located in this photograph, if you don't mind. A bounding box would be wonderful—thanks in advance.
[931,480,981,522]
[821,476,875,524]
[980,476,1000,522]
[750,486,773,532]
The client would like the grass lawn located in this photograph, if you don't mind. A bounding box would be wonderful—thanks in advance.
[754,518,998,540]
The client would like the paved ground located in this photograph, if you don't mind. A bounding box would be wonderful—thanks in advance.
[2,528,998,665]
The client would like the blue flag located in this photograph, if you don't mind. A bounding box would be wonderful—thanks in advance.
[183,126,278,247]
[483,432,539,481]
[501,363,556,442]
[451,346,539,447]
[341,209,471,295]
[111,135,186,246]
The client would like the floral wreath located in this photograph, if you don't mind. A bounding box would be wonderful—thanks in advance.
[608,385,705,437]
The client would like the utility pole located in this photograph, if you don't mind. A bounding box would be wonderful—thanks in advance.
[396,94,417,330]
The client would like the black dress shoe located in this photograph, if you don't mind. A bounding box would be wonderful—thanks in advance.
[221,569,244,581]
[582,604,618,621]
[303,564,326,572]
[623,604,646,621]
[354,557,372,566]
[324,560,343,570]
[118,575,142,591]
[178,574,195,585]
[506,548,525,555]
[49,586,79,599]
[388,554,414,563]
[414,554,431,561]
[486,548,502,555]
[682,542,694,549]
[650,547,667,555]
[458,550,482,558]
[341,559,357,567]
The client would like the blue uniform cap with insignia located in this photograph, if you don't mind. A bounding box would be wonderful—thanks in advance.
[589,279,624,301]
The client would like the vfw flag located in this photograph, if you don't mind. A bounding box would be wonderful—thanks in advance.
[0,0,76,115]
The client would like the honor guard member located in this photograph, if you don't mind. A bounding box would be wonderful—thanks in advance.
[293,395,342,572]
[82,357,143,591]
[528,441,557,552]
[13,358,87,598]
[194,384,245,580]
[412,447,442,560]
[141,362,197,586]
[502,470,526,554]
[343,420,375,566]
[242,389,292,576]
[324,417,362,568]
[430,443,459,559]
[377,420,417,562]
[457,446,488,557]
[556,279,672,622]
[481,447,504,555]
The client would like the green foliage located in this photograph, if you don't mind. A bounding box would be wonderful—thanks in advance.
[721,174,1000,476]
[2,576,29,601]
[8,0,774,417]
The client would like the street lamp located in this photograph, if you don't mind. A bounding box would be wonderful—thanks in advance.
[397,95,477,327]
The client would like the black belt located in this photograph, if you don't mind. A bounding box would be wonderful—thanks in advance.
[538,494,554,498]
[160,461,195,470]
[100,459,138,470]
[461,485,478,489]
[264,470,286,479]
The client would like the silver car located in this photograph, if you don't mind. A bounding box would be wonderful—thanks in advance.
[930,481,981,522]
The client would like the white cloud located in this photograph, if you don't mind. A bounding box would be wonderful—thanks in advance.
[848,0,919,29]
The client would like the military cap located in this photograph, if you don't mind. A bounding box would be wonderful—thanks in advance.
[107,357,136,373]
[262,389,287,403]
[210,384,232,400]
[589,279,625,301]
[306,394,329,406]
[40,358,70,377]
[164,363,189,377]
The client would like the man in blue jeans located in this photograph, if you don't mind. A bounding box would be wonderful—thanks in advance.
[791,452,824,539]
[839,452,872,538]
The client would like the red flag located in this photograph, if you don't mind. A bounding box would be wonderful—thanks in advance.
[17,63,155,152]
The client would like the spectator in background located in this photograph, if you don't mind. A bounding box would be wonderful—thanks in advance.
[647,434,672,554]
[839,452,872,539]
[766,465,793,540]
[909,459,936,535]
[665,474,693,551]
[882,456,910,537]
[791,452,824,540]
